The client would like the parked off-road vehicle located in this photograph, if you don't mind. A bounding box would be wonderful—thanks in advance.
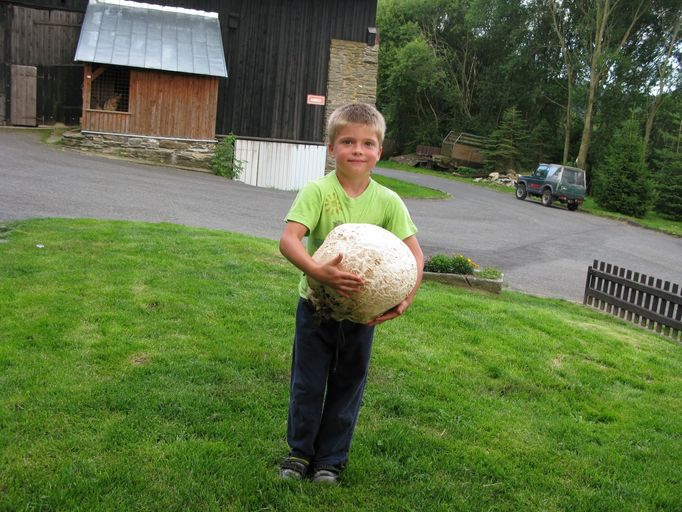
[515,163,586,211]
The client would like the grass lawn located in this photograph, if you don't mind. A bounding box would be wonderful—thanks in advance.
[1,219,681,511]
[371,173,450,200]
[377,160,682,237]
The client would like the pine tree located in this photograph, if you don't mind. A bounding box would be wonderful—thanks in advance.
[652,118,682,220]
[483,106,529,173]
[592,118,652,217]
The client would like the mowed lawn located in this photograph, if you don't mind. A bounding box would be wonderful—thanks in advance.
[1,219,680,512]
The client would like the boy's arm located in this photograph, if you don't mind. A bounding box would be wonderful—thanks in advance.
[368,234,424,326]
[279,221,364,298]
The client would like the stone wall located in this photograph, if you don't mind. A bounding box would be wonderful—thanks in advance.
[325,39,379,171]
[61,131,216,171]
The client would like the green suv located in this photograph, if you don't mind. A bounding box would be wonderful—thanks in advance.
[515,163,586,211]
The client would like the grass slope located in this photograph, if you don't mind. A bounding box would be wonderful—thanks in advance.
[1,219,680,511]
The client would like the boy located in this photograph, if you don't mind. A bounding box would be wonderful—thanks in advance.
[278,103,423,484]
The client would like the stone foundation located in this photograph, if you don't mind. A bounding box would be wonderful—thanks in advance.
[61,130,217,171]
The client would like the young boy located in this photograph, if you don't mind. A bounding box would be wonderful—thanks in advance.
[278,103,423,484]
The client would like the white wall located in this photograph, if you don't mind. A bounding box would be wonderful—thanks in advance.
[235,139,327,191]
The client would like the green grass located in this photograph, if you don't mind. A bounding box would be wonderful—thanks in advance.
[1,218,681,511]
[372,172,450,199]
[581,197,682,237]
[378,160,682,237]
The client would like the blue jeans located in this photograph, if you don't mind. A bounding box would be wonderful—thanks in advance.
[287,298,375,466]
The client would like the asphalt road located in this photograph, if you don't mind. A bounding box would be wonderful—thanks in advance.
[2,128,680,302]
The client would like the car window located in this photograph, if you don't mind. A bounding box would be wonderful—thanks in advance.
[563,168,585,186]
[535,165,549,178]
[547,166,561,181]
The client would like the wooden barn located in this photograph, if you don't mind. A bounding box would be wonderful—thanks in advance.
[74,0,227,140]
[1,0,380,189]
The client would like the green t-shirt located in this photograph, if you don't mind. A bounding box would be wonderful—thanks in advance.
[285,171,418,298]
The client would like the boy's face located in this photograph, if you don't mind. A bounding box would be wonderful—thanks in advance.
[329,123,382,179]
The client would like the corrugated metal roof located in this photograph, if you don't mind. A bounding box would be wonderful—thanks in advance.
[74,0,227,78]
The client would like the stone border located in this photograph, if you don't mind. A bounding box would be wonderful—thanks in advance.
[60,130,216,171]
[423,271,504,294]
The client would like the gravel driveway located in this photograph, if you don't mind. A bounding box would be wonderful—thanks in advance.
[2,128,680,302]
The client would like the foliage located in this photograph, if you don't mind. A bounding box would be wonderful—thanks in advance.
[483,106,529,172]
[211,134,243,179]
[477,267,503,280]
[652,131,682,221]
[424,253,479,274]
[2,218,681,511]
[592,118,652,217]
[377,0,681,217]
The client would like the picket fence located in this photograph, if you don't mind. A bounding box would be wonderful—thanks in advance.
[583,260,681,342]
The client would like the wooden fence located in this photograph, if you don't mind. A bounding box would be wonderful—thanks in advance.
[584,260,682,342]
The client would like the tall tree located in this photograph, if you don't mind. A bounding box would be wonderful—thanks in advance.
[574,0,650,170]
[546,0,580,164]
[644,15,680,156]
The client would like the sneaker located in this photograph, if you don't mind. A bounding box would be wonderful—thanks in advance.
[279,456,310,480]
[311,464,342,485]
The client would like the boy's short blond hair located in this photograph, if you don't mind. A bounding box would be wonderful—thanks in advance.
[327,103,386,146]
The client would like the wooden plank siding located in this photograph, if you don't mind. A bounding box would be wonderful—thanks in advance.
[10,4,82,66]
[6,0,377,141]
[82,64,218,140]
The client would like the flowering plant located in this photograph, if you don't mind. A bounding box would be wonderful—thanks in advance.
[424,253,479,275]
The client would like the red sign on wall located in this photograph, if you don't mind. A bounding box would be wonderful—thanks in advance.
[307,94,326,106]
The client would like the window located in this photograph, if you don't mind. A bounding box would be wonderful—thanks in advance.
[535,165,549,178]
[562,168,585,186]
[90,66,130,112]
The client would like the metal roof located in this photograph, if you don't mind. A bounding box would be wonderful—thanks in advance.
[74,0,227,78]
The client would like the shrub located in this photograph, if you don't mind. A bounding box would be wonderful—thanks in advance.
[211,134,244,179]
[424,253,478,275]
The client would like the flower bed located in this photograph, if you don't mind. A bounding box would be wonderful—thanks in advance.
[423,253,504,294]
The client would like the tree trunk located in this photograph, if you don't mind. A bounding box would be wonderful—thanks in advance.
[576,66,599,169]
[548,0,575,165]
[576,0,609,170]
[563,69,573,165]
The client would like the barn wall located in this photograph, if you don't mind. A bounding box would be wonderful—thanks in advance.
[82,65,218,140]
[10,4,81,65]
[2,3,83,124]
[0,4,7,124]
[2,0,378,140]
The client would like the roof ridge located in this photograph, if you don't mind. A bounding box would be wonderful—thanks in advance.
[95,0,219,19]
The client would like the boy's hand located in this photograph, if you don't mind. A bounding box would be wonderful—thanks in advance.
[312,253,364,298]
[367,296,412,326]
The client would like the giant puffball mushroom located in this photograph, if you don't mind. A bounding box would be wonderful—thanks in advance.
[307,223,418,324]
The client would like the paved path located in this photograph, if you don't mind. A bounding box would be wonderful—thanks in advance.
[2,128,680,302]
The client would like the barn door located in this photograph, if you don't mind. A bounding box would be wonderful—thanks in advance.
[11,65,37,126]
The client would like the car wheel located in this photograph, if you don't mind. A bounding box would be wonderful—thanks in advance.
[567,202,579,211]
[541,188,553,206]
[515,183,527,200]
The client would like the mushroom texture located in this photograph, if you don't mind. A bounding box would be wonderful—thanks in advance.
[307,223,417,324]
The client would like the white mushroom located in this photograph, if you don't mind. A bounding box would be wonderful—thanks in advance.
[307,223,417,323]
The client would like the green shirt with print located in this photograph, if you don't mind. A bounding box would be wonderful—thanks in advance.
[285,171,418,299]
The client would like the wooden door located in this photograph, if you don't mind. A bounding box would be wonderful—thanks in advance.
[11,65,37,126]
